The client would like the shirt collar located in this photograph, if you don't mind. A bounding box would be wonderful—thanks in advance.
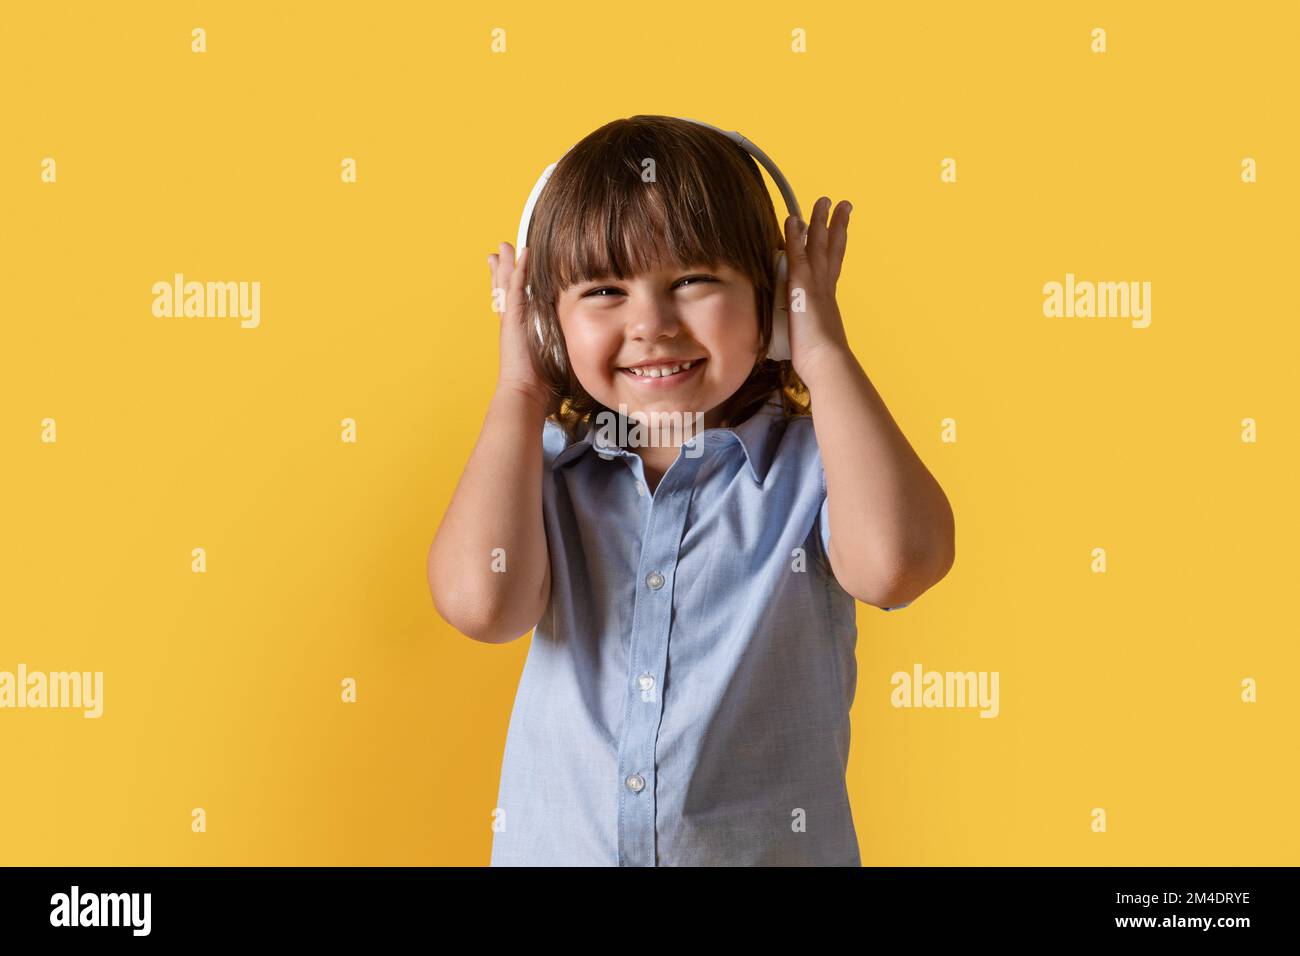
[552,390,786,484]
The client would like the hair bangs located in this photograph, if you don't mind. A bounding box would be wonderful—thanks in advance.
[545,154,739,292]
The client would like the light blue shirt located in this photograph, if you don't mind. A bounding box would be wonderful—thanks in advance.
[490,388,909,867]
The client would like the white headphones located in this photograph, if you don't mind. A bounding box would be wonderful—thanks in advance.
[515,117,802,363]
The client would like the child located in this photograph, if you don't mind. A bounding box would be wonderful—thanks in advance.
[428,116,954,866]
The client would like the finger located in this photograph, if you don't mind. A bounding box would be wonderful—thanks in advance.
[827,200,851,287]
[494,241,513,291]
[492,245,505,282]
[804,196,831,284]
[500,242,519,312]
[506,246,530,319]
[783,213,810,301]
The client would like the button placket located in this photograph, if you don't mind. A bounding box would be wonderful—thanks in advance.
[615,449,705,868]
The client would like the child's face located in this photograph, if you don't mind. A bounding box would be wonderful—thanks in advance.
[556,260,760,429]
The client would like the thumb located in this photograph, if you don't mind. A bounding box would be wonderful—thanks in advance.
[783,215,808,270]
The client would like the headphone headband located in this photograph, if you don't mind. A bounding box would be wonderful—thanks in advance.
[516,117,802,252]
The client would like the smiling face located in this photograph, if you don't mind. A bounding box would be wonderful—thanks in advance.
[556,259,760,432]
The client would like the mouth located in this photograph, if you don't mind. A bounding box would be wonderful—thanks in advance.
[617,357,706,388]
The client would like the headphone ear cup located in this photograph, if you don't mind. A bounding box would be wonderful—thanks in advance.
[524,281,551,358]
[768,250,792,361]
[531,308,566,372]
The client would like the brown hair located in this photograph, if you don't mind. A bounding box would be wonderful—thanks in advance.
[522,115,812,441]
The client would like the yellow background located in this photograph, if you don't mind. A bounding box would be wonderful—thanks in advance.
[1,1,1295,865]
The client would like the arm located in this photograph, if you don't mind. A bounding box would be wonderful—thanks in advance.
[427,242,552,643]
[784,198,955,608]
[806,350,954,608]
[428,385,551,644]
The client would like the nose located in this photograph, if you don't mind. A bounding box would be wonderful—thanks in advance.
[624,289,683,343]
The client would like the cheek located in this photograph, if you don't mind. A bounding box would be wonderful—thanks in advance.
[558,312,621,374]
[694,297,760,363]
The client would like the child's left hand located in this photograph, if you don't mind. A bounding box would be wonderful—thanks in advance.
[782,196,856,383]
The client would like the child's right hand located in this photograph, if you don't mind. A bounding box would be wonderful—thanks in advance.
[488,241,549,408]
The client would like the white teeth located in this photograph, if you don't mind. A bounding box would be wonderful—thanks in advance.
[627,359,696,378]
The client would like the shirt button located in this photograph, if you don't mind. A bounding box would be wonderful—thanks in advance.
[645,571,665,590]
[637,673,655,691]
[625,773,646,793]
[635,480,646,496]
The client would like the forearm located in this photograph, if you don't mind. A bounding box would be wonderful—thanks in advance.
[802,347,954,605]
[428,386,551,643]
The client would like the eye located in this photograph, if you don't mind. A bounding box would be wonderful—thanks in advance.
[579,275,717,298]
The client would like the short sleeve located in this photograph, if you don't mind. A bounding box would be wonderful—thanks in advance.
[819,496,912,612]
[818,493,833,562]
